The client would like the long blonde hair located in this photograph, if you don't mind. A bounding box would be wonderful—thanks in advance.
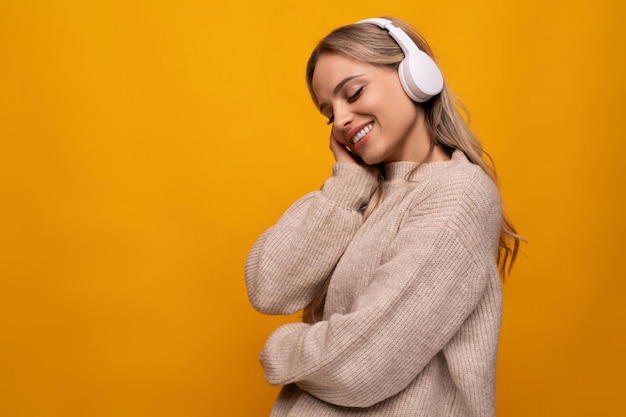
[303,17,522,323]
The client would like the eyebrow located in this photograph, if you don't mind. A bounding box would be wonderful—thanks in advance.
[319,74,364,112]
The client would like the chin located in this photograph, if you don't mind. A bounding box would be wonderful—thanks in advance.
[361,156,378,166]
[361,154,384,165]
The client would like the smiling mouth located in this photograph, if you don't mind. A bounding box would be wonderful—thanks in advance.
[352,123,374,145]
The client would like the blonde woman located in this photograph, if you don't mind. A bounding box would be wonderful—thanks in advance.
[245,17,520,417]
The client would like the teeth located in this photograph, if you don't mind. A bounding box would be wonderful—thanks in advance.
[352,123,373,145]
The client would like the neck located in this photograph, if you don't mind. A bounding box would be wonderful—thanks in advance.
[424,143,452,163]
[394,109,450,164]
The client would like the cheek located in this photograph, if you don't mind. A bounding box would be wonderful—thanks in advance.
[358,93,378,114]
[385,88,419,124]
[362,84,406,121]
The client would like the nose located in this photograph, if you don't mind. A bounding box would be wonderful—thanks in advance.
[331,104,353,145]
[332,102,353,129]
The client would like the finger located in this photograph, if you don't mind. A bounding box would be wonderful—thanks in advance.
[329,134,355,163]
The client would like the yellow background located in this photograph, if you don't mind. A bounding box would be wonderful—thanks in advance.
[1,0,624,416]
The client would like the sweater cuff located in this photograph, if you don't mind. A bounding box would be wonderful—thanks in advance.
[321,162,379,211]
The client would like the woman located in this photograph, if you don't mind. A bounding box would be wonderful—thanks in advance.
[245,17,520,417]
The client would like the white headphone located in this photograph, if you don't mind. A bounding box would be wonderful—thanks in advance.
[356,18,444,102]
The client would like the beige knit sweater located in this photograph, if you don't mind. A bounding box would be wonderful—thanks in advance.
[245,150,503,417]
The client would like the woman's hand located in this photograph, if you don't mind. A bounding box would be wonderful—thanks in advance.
[329,133,358,164]
[330,133,379,177]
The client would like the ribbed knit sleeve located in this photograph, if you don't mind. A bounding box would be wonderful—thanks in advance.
[244,162,379,315]
[258,167,503,410]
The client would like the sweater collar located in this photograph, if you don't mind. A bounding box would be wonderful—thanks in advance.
[383,149,467,181]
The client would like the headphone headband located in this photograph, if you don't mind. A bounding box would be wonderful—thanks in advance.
[356,18,414,58]
[356,18,393,27]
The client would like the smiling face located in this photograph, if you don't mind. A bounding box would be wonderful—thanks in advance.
[311,53,432,165]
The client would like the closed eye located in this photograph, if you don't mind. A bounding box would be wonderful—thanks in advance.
[326,115,334,125]
[347,87,364,103]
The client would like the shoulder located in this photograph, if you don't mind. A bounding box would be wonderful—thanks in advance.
[404,151,502,249]
[408,151,500,213]
[445,154,500,213]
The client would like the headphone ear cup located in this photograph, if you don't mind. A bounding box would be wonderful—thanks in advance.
[398,51,444,102]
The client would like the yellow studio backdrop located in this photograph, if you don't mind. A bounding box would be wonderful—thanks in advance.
[0,0,624,416]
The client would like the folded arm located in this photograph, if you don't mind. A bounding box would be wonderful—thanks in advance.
[259,179,501,407]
